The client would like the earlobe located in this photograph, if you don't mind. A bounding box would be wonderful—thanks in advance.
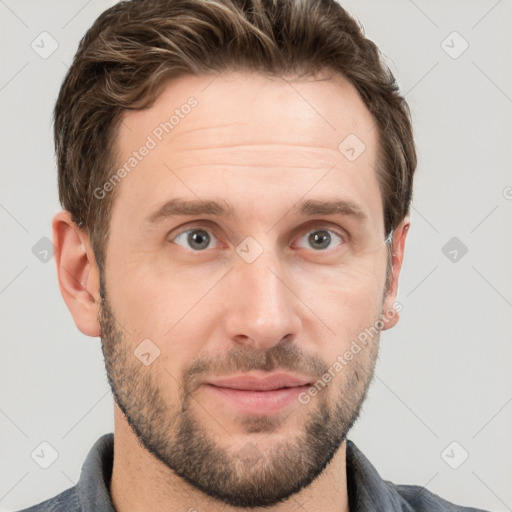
[52,210,101,337]
[381,218,410,331]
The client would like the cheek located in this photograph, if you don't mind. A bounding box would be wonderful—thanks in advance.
[295,260,385,358]
[106,260,216,378]
[300,254,386,311]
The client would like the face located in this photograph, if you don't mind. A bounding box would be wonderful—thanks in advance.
[97,71,401,508]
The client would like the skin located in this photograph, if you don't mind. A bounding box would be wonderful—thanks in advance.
[53,70,409,512]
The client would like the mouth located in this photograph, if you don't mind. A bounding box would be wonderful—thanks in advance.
[201,373,313,415]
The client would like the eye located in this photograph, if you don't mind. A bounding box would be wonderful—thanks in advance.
[172,227,219,251]
[295,227,345,251]
[169,224,346,253]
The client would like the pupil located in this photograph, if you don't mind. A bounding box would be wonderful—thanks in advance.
[309,230,330,250]
[188,230,210,250]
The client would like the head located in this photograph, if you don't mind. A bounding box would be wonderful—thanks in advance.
[53,0,416,508]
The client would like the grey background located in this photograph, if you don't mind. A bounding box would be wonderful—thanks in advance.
[1,0,511,510]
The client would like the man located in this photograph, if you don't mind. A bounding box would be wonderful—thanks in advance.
[18,0,489,511]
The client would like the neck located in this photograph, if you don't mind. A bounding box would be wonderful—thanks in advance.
[109,405,349,512]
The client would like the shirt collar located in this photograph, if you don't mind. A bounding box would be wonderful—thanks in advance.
[345,439,409,511]
[76,433,115,512]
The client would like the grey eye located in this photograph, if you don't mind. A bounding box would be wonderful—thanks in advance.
[296,229,343,251]
[173,229,216,251]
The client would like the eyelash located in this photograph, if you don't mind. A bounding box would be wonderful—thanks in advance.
[168,222,348,253]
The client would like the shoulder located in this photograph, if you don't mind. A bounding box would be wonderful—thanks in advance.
[15,432,115,512]
[388,480,491,512]
[345,439,490,512]
[14,486,80,512]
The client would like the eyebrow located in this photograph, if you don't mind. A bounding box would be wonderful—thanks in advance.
[144,197,368,225]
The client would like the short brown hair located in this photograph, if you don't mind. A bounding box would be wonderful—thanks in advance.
[54,0,416,290]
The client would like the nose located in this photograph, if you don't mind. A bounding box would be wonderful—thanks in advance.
[222,247,302,350]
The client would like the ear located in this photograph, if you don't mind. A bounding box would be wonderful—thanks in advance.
[381,218,410,331]
[52,210,101,337]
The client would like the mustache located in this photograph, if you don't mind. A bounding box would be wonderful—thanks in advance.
[182,342,328,389]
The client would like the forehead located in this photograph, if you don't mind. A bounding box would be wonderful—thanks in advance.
[119,70,377,156]
[110,70,382,232]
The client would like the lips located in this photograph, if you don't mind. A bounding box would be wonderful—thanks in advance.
[205,372,312,391]
[201,373,314,415]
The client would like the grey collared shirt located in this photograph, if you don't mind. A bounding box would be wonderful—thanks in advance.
[16,433,489,511]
